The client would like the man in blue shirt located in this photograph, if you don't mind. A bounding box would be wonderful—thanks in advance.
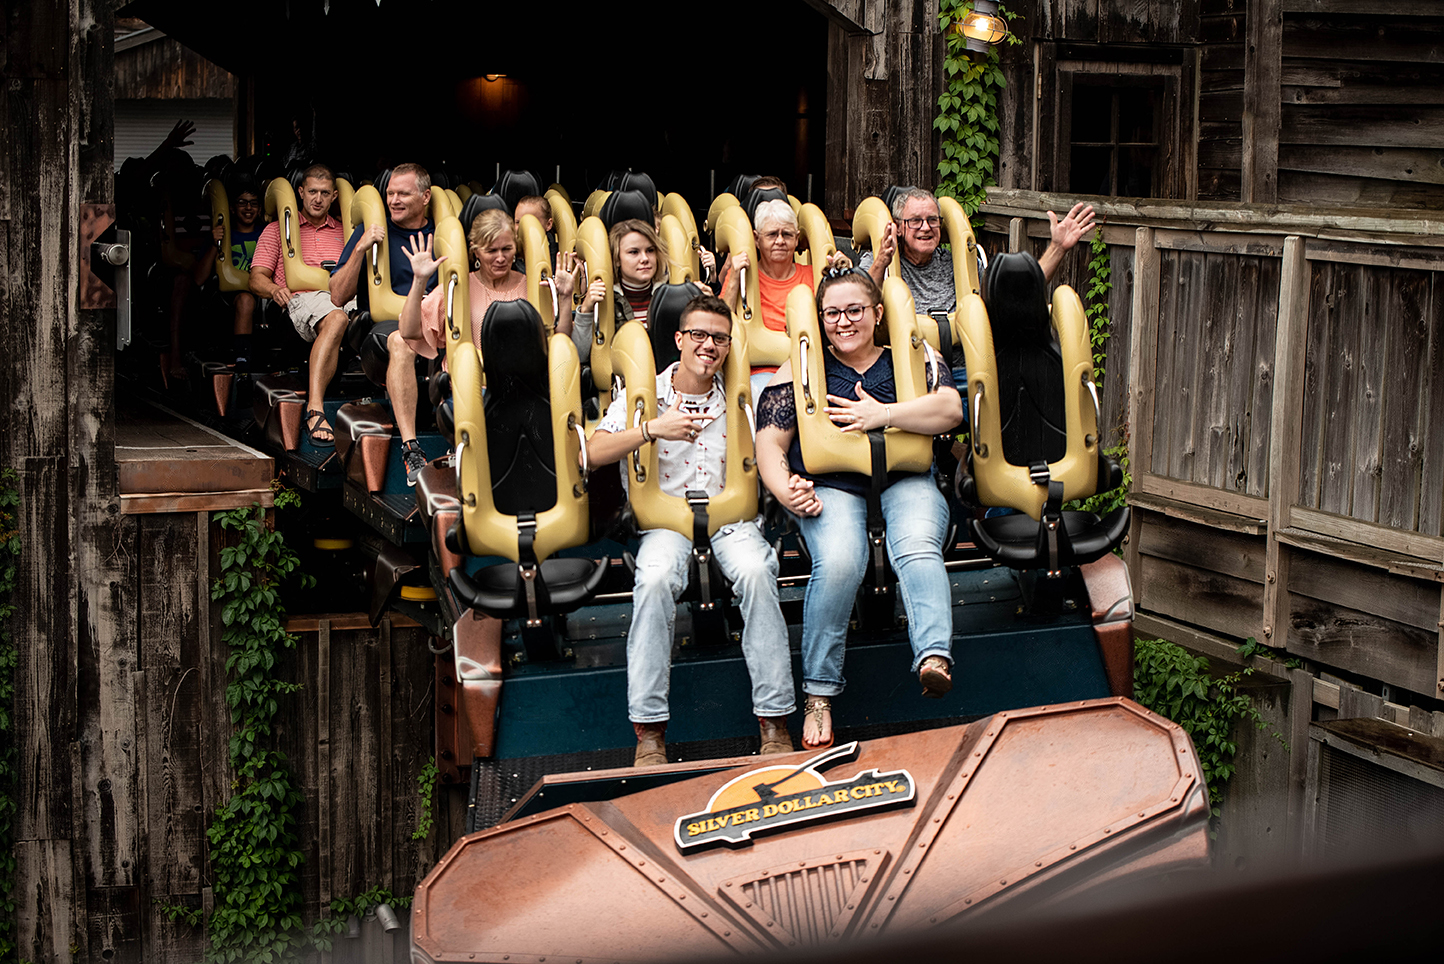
[330,162,436,483]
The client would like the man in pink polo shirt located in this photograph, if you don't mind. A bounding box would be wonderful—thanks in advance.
[249,163,354,445]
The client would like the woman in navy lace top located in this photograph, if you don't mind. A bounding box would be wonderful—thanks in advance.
[754,270,963,749]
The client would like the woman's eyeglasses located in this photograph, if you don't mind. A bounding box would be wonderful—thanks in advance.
[682,328,732,347]
[820,304,875,325]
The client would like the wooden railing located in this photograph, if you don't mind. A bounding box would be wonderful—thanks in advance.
[982,190,1444,706]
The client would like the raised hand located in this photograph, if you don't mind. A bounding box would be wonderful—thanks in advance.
[404,232,445,283]
[554,249,581,299]
[1048,202,1097,252]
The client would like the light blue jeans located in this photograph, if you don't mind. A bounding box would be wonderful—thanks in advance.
[627,521,796,723]
[795,473,953,697]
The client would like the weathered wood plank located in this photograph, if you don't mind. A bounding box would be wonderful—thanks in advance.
[1169,251,1208,481]
[1265,238,1309,646]
[1287,548,1439,632]
[1373,267,1432,532]
[1282,82,1444,107]
[15,840,80,964]
[1421,276,1444,538]
[1136,473,1270,518]
[1248,256,1281,499]
[136,514,208,964]
[1101,244,1135,447]
[1125,227,1160,589]
[1137,510,1267,582]
[1282,15,1444,63]
[1193,252,1232,488]
[1316,262,1361,515]
[1242,0,1280,202]
[1278,170,1444,210]
[1286,593,1438,696]
[1154,229,1284,256]
[1290,506,1444,564]
[1279,145,1444,188]
[1149,246,1179,477]
[1281,106,1444,150]
[1347,269,1386,524]
[1129,491,1267,533]
[1138,553,1264,640]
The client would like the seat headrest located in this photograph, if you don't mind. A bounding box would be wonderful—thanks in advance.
[645,283,701,372]
[431,170,452,190]
[743,187,789,224]
[723,174,760,202]
[287,167,308,192]
[598,169,629,192]
[617,171,658,211]
[373,168,392,196]
[461,193,509,233]
[479,300,549,390]
[600,190,655,230]
[491,170,541,211]
[983,253,1050,351]
[204,155,234,181]
[880,184,918,213]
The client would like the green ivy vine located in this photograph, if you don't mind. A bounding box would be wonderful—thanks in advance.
[935,1,1017,219]
[1134,638,1286,823]
[413,759,440,842]
[203,493,311,962]
[310,887,411,952]
[0,470,18,962]
[1084,227,1112,381]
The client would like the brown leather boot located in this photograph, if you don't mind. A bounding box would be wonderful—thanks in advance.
[759,717,794,755]
[633,721,668,767]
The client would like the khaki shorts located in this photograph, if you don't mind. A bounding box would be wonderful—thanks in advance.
[287,289,356,342]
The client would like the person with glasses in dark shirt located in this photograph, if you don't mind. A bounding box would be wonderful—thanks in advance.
[859,188,1095,313]
[588,294,795,769]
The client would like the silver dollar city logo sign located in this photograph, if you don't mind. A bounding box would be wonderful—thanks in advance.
[674,742,915,853]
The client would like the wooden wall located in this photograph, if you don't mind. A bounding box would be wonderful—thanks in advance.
[91,512,463,964]
[1276,4,1444,210]
[1198,0,1247,201]
[114,24,236,101]
[985,187,1444,860]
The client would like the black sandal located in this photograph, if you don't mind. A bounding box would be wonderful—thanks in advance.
[303,409,335,448]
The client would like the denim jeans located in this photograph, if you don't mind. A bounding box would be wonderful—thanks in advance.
[794,472,953,697]
[627,521,796,723]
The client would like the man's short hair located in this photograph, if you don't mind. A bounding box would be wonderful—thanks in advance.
[750,176,788,195]
[679,293,733,331]
[300,163,335,188]
[890,187,938,220]
[391,162,431,194]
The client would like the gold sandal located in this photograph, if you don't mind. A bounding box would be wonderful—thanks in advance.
[802,695,833,750]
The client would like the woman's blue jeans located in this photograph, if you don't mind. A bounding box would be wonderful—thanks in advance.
[794,472,953,697]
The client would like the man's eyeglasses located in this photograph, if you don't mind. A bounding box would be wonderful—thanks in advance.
[682,328,732,347]
[901,215,942,230]
[820,304,874,325]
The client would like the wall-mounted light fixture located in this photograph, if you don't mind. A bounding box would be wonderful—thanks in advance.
[952,0,1009,55]
[484,74,506,82]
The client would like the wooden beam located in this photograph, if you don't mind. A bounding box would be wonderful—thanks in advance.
[982,189,1444,242]
[1124,227,1160,591]
[1263,237,1309,645]
[1242,0,1281,203]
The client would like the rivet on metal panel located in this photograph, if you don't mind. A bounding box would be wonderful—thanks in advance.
[1035,861,1042,867]
[919,843,926,849]
[1139,811,1146,817]
[1104,828,1111,833]
[678,894,685,899]
[974,752,981,757]
[860,877,868,883]
[701,912,707,918]
[658,876,666,882]
[848,904,855,910]
[639,860,646,865]
[724,931,731,937]
[1171,797,1178,802]
[766,921,774,927]
[744,901,752,908]
[934,818,940,823]
[601,830,607,835]
[888,895,895,901]
[872,923,879,928]
[799,861,806,867]
[836,854,843,860]
[903,868,911,874]
[725,881,732,887]
[1000,879,1006,885]
[931,918,937,923]
[965,899,972,905]
[1069,844,1077,850]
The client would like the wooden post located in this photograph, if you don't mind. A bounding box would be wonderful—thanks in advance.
[2,0,116,959]
[1242,0,1281,203]
[1008,217,1026,253]
[1263,237,1310,647]
[1124,228,1160,587]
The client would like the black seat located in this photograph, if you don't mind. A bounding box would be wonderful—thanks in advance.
[600,189,654,230]
[617,171,658,211]
[956,253,1129,577]
[460,191,508,228]
[446,301,607,629]
[643,283,701,372]
[490,169,541,212]
[742,186,788,224]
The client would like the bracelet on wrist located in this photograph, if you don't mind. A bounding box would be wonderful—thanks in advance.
[640,420,652,443]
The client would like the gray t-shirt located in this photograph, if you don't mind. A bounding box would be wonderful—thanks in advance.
[858,249,957,314]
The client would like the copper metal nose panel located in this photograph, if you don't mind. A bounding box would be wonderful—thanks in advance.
[411,697,1209,962]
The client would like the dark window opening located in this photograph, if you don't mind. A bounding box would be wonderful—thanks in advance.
[1069,83,1160,198]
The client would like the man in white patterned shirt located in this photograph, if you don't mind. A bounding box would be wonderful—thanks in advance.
[590,294,795,768]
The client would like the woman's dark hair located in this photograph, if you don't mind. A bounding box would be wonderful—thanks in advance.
[814,268,886,348]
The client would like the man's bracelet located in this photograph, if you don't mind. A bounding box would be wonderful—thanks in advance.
[640,420,653,443]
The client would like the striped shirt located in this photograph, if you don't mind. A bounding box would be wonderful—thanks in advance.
[251,214,346,292]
